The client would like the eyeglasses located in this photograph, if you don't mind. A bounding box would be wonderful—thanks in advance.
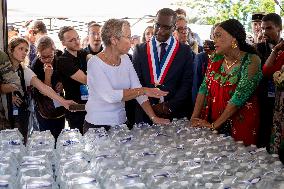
[66,36,80,43]
[38,54,54,61]
[154,23,174,30]
[177,27,189,33]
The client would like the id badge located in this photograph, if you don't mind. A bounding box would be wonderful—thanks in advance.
[13,106,18,116]
[80,85,89,101]
[267,80,275,98]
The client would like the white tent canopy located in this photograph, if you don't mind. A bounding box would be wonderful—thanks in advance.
[7,0,211,46]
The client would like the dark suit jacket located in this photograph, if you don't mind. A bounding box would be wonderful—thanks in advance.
[192,52,208,105]
[132,42,194,123]
[256,42,275,148]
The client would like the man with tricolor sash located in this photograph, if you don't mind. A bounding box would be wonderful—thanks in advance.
[133,8,194,123]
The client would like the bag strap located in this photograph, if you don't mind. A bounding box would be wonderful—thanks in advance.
[17,64,29,106]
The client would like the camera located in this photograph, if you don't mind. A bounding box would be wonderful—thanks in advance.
[13,91,28,109]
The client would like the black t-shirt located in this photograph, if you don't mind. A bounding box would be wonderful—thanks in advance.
[83,44,103,55]
[56,49,88,104]
[31,56,61,88]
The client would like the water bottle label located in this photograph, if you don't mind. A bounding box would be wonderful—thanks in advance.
[25,182,52,188]
[96,154,112,159]
[119,136,132,143]
[75,177,97,184]
[80,84,89,100]
[142,152,156,156]
[213,156,222,162]
[62,140,79,146]
[155,132,170,137]
[175,144,184,150]
[153,172,170,178]
[176,128,187,134]
[249,150,257,155]
[250,177,261,184]
[8,140,21,145]
[243,176,261,184]
[123,174,140,179]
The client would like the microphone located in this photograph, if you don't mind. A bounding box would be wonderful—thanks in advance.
[274,0,284,12]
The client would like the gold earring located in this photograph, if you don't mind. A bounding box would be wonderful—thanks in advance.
[232,41,238,49]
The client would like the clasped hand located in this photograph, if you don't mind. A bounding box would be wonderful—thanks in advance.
[44,63,53,75]
[189,118,211,128]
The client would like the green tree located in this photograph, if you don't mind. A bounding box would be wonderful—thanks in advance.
[174,0,279,29]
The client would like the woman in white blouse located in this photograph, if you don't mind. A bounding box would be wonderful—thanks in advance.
[84,19,170,132]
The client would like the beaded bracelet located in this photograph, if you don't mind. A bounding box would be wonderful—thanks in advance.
[211,122,215,130]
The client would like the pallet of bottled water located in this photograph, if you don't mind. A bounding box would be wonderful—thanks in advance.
[0,118,284,189]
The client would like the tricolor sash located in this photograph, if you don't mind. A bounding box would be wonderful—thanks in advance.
[146,36,179,86]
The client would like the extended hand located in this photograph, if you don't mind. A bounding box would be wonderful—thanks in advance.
[62,100,77,110]
[144,87,168,98]
[152,116,170,125]
[189,118,211,128]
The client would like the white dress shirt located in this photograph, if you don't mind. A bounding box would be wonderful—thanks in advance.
[155,37,171,61]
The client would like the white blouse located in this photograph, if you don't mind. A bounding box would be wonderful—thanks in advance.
[22,64,36,87]
[85,54,148,125]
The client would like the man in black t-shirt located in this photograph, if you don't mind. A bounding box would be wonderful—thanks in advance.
[83,23,103,55]
[57,26,91,133]
[256,13,282,148]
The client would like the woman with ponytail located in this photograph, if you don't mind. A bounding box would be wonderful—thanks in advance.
[189,19,262,145]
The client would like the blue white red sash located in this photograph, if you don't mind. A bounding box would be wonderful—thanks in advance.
[146,36,179,86]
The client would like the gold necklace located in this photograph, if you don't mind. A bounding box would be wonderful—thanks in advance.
[103,52,120,66]
[224,58,239,70]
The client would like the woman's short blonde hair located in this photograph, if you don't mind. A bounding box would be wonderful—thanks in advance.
[36,36,56,53]
[101,19,130,46]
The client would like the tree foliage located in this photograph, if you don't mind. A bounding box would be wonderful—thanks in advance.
[174,0,280,29]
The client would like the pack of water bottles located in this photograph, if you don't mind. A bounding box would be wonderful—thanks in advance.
[0,129,56,188]
[0,118,284,189]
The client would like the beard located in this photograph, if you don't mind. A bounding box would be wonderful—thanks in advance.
[264,33,280,45]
